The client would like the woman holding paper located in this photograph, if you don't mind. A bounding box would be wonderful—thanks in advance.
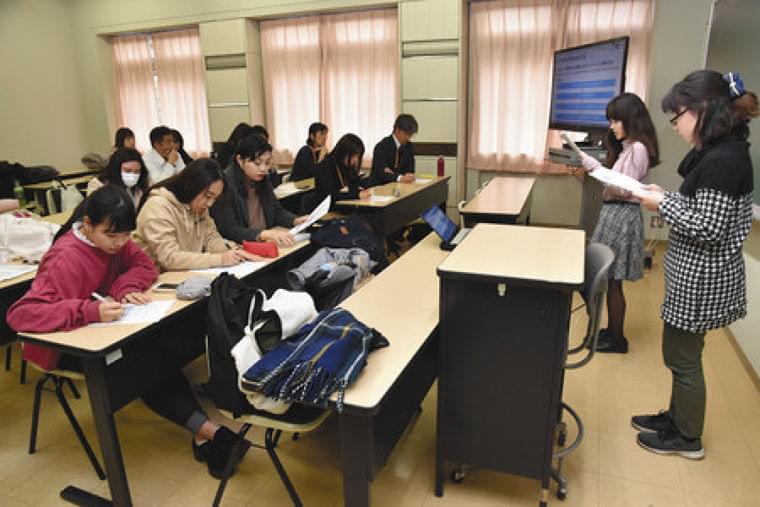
[576,92,660,354]
[635,70,757,459]
[211,133,308,247]
[8,186,248,478]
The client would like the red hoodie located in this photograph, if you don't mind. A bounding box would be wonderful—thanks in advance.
[7,230,158,368]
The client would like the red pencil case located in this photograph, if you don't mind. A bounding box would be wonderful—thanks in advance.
[242,240,279,258]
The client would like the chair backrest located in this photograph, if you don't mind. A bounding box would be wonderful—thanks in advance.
[566,242,614,369]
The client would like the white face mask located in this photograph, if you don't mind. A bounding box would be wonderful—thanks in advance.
[121,171,141,188]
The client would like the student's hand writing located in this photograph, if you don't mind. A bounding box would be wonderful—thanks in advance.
[220,249,245,266]
[99,301,124,322]
[399,173,415,183]
[122,291,152,305]
[259,229,295,247]
[359,189,372,200]
[293,215,309,225]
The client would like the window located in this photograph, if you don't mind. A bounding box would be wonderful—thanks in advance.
[260,9,399,164]
[468,0,654,173]
[111,28,210,155]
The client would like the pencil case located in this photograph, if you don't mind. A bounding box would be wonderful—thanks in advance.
[242,240,279,258]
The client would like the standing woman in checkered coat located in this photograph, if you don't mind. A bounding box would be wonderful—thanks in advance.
[635,70,757,459]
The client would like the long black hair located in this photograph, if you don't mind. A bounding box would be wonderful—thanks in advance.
[662,69,760,148]
[604,93,660,168]
[139,158,224,212]
[328,133,364,172]
[114,127,135,149]
[55,185,136,242]
[100,147,150,195]
[170,128,194,165]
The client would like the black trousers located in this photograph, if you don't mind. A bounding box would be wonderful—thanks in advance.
[58,354,207,433]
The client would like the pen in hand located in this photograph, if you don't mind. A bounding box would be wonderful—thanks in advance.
[92,292,125,322]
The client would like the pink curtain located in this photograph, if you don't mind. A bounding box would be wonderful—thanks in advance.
[112,35,159,153]
[152,29,211,156]
[261,9,399,165]
[468,0,655,173]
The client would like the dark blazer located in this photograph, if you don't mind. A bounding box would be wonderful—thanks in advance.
[370,135,415,186]
[314,156,366,210]
[211,164,296,243]
[291,145,319,182]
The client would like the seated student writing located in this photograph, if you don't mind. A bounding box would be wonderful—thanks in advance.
[314,133,372,210]
[370,114,418,185]
[211,134,308,247]
[86,147,150,207]
[290,122,328,182]
[134,158,259,271]
[6,186,245,479]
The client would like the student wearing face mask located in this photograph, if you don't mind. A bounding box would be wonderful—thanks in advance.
[314,133,372,211]
[211,134,308,247]
[87,147,149,207]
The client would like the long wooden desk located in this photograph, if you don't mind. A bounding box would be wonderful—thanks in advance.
[275,178,315,215]
[435,224,584,506]
[335,176,449,238]
[460,175,536,227]
[336,232,447,505]
[17,240,314,506]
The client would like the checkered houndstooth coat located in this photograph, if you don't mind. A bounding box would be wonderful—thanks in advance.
[659,138,754,332]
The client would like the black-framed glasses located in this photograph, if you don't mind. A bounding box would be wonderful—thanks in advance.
[669,109,688,126]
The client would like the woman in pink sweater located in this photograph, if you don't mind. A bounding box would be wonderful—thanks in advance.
[8,186,246,479]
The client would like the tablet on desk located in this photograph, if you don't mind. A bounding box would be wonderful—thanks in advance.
[421,205,470,251]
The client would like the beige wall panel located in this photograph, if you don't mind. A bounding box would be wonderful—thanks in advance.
[402,101,457,143]
[209,107,251,142]
[402,56,458,100]
[200,19,246,56]
[205,68,250,105]
[400,0,459,42]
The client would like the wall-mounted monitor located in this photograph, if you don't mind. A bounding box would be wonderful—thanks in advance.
[549,36,629,133]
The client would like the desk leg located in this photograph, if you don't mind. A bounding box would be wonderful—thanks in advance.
[61,357,131,506]
[339,413,372,507]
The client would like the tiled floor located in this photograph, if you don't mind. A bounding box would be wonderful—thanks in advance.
[2,246,760,506]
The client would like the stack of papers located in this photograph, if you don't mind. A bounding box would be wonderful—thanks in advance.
[369,195,395,203]
[588,167,648,195]
[0,264,37,283]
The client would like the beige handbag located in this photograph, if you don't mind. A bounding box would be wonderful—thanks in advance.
[0,212,60,263]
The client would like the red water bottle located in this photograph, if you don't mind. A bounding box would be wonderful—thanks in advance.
[437,156,445,177]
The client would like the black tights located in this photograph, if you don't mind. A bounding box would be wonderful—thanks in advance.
[606,279,626,340]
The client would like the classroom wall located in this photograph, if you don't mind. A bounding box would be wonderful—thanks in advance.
[0,0,88,169]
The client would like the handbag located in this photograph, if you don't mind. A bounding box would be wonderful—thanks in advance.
[0,212,60,263]
[45,179,84,214]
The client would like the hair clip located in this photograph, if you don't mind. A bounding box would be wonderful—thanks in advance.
[723,72,746,99]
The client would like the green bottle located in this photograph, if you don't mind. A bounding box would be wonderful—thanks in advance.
[13,179,27,208]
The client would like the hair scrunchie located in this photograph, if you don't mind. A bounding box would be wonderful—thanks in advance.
[723,72,746,99]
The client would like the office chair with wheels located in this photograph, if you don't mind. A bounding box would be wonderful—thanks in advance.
[551,242,613,500]
[27,362,106,480]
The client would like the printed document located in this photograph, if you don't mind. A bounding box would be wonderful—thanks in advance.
[289,195,330,234]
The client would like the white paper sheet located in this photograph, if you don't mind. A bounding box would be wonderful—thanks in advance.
[0,264,37,283]
[274,182,299,198]
[369,195,395,203]
[193,261,267,278]
[414,177,433,184]
[289,195,331,234]
[89,300,175,327]
[588,166,647,195]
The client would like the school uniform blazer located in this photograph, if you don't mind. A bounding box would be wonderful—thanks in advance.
[211,164,296,244]
[291,145,319,182]
[370,135,415,186]
[315,156,364,210]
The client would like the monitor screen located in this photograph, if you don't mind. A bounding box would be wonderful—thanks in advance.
[549,36,629,132]
[421,205,457,244]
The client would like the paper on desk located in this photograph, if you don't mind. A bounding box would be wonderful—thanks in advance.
[193,261,267,278]
[369,195,395,203]
[0,264,37,282]
[89,300,175,327]
[414,177,433,184]
[274,182,298,198]
[289,195,330,234]
[588,167,648,196]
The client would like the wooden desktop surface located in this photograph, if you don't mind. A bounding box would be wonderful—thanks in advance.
[339,233,447,409]
[58,166,100,178]
[461,175,536,216]
[437,223,584,286]
[336,176,449,208]
[24,175,94,191]
[274,178,315,199]
[19,240,310,352]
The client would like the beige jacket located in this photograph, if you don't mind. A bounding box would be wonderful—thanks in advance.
[134,187,227,271]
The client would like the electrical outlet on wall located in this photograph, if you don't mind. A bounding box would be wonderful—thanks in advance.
[650,216,664,228]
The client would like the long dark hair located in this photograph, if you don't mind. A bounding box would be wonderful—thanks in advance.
[234,133,274,195]
[114,127,135,149]
[100,148,149,195]
[306,122,328,147]
[328,133,364,173]
[604,93,660,168]
[55,186,136,242]
[170,128,194,165]
[139,158,224,212]
[662,69,760,148]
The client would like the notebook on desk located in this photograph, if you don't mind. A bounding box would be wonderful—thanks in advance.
[421,205,470,251]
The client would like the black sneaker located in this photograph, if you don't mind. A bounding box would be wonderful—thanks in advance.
[194,426,252,479]
[587,328,609,350]
[637,426,705,460]
[595,335,628,353]
[631,410,672,434]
